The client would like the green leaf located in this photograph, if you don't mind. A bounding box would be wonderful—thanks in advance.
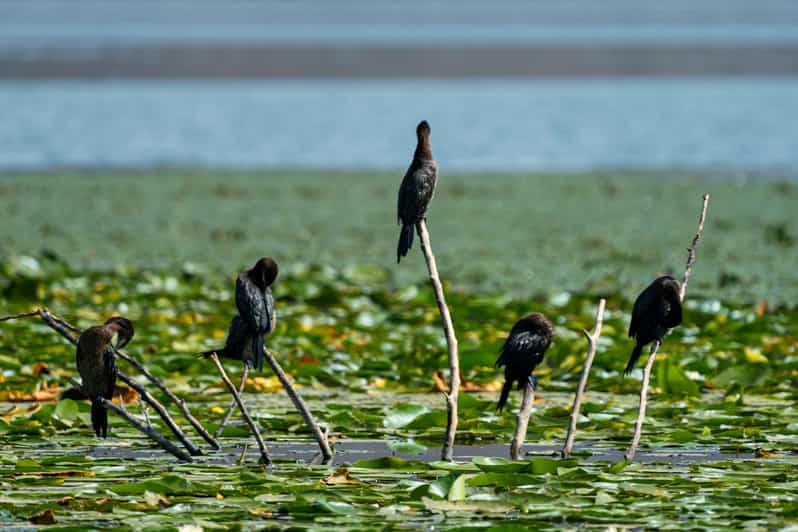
[383,404,429,429]
[387,439,428,455]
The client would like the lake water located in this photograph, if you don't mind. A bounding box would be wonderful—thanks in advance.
[1,79,797,174]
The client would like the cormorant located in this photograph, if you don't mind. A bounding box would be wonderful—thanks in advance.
[201,315,255,367]
[75,316,134,438]
[234,257,278,372]
[495,313,553,412]
[625,275,683,375]
[397,120,438,263]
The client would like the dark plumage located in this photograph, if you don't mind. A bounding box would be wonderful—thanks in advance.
[200,315,255,367]
[75,316,134,438]
[495,313,553,412]
[234,257,278,372]
[625,275,683,375]
[397,120,438,263]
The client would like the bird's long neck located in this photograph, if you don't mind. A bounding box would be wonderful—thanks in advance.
[414,133,433,161]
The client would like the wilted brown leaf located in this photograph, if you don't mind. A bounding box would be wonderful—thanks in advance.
[322,467,364,486]
[29,509,56,525]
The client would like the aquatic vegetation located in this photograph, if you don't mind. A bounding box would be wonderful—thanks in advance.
[1,261,797,529]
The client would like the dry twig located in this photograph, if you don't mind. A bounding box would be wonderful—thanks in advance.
[208,353,271,465]
[624,193,709,461]
[416,219,460,462]
[561,298,606,458]
[510,382,535,460]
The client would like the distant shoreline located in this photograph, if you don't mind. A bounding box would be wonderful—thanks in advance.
[2,44,798,79]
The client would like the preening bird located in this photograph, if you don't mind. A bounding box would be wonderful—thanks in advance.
[625,275,683,375]
[75,316,134,438]
[201,315,255,367]
[397,120,438,263]
[234,257,278,372]
[495,313,553,412]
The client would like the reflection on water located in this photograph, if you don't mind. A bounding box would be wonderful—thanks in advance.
[1,79,797,173]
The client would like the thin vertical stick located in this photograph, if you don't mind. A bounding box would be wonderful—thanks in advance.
[262,347,333,464]
[416,220,460,462]
[510,382,535,460]
[624,193,709,461]
[99,398,192,462]
[208,353,271,465]
[624,341,659,461]
[680,193,710,301]
[214,364,249,439]
[562,298,606,458]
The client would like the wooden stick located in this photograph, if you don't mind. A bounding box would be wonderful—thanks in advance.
[2,309,207,455]
[98,398,192,462]
[214,363,249,439]
[510,382,535,460]
[0,310,41,322]
[625,193,709,461]
[263,347,333,464]
[117,371,202,456]
[624,341,659,461]
[208,353,271,465]
[112,346,220,449]
[680,193,710,301]
[562,298,606,458]
[416,219,460,462]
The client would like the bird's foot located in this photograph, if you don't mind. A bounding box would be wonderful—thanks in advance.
[528,375,538,390]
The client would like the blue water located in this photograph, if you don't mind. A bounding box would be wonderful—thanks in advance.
[1,80,797,173]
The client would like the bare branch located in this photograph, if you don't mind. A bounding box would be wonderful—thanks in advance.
[117,371,203,456]
[510,382,535,460]
[624,341,659,461]
[262,347,333,464]
[214,364,249,439]
[208,353,271,466]
[112,346,221,450]
[99,398,192,462]
[681,193,710,301]
[416,220,460,462]
[0,310,41,322]
[562,298,606,458]
[3,308,210,455]
[625,193,709,461]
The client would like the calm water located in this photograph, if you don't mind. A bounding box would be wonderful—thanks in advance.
[2,79,797,173]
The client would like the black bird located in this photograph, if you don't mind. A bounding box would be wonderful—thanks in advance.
[397,120,438,263]
[235,257,278,372]
[625,275,683,375]
[495,313,553,412]
[75,316,134,438]
[201,315,255,367]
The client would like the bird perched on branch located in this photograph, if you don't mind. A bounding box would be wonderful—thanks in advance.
[495,313,553,412]
[234,257,278,372]
[625,275,683,375]
[397,120,438,263]
[201,315,255,366]
[76,316,134,438]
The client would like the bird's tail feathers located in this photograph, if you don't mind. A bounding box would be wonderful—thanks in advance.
[624,342,644,376]
[253,335,265,372]
[91,398,108,438]
[397,223,414,263]
[496,380,513,413]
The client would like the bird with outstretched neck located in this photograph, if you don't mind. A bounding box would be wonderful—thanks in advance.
[232,257,278,372]
[495,313,553,412]
[75,316,134,438]
[625,275,683,375]
[397,120,438,263]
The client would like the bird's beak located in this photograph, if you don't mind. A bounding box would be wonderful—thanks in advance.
[115,331,132,350]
